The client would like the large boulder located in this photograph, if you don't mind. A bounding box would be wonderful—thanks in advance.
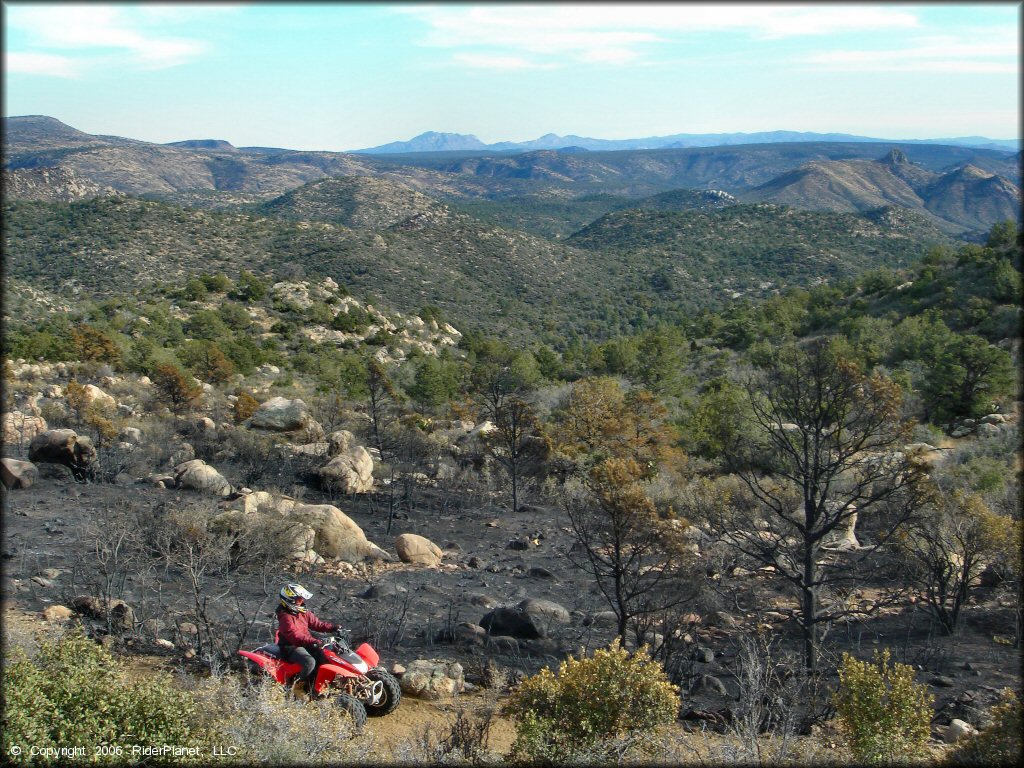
[1,458,39,490]
[245,397,316,434]
[394,533,443,566]
[480,607,544,639]
[28,429,96,480]
[398,659,465,699]
[3,411,48,445]
[173,459,231,497]
[318,446,374,494]
[517,598,571,635]
[80,384,117,410]
[284,503,384,563]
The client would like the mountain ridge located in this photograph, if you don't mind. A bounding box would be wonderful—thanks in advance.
[743,152,1021,234]
[352,128,1020,155]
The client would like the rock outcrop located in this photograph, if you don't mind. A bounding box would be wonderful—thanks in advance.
[3,411,48,445]
[28,429,96,481]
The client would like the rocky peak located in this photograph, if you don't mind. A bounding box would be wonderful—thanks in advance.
[881,148,910,166]
[166,139,238,152]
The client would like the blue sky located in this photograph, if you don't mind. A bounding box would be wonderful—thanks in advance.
[3,2,1019,151]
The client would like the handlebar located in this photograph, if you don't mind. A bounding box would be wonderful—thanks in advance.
[321,634,352,652]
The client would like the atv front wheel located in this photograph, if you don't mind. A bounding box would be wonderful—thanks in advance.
[365,668,401,717]
[335,693,368,732]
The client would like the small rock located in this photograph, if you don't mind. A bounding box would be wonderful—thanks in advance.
[183,648,197,659]
[467,556,484,569]
[945,719,978,744]
[154,639,175,650]
[468,593,498,609]
[527,566,554,579]
[709,611,739,628]
[506,539,529,551]
[391,663,406,676]
[929,675,956,688]
[697,647,715,664]
[359,583,406,600]
[486,635,520,654]
[31,576,54,588]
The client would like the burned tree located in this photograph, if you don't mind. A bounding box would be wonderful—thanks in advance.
[716,339,926,672]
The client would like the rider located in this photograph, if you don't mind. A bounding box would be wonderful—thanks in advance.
[276,583,340,697]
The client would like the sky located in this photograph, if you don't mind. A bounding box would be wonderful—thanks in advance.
[2,2,1020,151]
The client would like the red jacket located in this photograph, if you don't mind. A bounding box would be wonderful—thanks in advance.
[277,608,337,649]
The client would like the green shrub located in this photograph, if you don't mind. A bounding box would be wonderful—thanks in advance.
[502,639,679,764]
[946,688,1022,766]
[2,630,213,763]
[834,648,934,764]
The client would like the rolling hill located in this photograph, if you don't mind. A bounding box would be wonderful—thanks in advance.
[4,182,957,343]
[744,149,1021,234]
[258,176,447,229]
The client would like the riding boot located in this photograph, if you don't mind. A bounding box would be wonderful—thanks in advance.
[290,678,310,701]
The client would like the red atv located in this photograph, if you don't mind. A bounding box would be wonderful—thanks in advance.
[239,634,401,728]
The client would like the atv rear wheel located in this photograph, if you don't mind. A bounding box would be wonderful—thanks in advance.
[335,693,367,732]
[242,658,270,688]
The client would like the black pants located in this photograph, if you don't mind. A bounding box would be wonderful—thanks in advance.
[282,645,329,685]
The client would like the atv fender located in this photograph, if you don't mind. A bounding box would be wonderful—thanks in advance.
[354,643,379,668]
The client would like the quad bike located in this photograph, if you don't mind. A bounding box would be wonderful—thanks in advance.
[239,634,401,729]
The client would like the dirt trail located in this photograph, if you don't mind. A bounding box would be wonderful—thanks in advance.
[358,691,516,759]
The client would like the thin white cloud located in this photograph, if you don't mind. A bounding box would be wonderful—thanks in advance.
[5,51,79,78]
[400,4,921,67]
[6,4,215,73]
[802,32,1018,74]
[453,53,556,71]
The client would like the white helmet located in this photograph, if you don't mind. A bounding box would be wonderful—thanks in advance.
[279,583,312,614]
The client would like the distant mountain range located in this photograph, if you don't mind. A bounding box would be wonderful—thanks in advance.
[351,129,1020,155]
[3,115,1020,237]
